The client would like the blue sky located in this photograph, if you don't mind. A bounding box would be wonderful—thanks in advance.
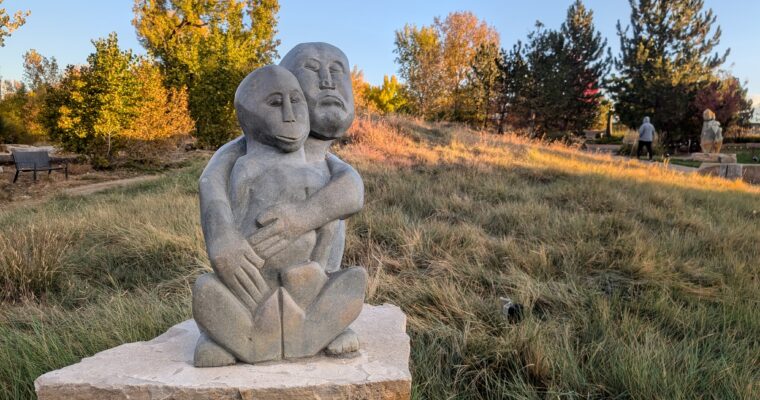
[1,0,758,102]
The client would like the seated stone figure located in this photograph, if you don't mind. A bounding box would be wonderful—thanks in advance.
[192,65,366,367]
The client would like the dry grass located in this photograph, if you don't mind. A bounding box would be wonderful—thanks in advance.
[1,115,758,398]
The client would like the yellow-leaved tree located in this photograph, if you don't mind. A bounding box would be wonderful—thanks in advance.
[123,59,194,161]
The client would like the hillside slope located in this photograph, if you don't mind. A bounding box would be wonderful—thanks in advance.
[1,116,758,399]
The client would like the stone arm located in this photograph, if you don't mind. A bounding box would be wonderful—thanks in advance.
[199,136,268,312]
[251,153,364,259]
[199,136,246,255]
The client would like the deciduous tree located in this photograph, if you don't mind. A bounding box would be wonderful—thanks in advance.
[133,0,280,148]
[0,0,28,47]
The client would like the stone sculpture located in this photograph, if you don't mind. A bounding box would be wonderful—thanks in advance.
[701,109,723,153]
[193,43,367,367]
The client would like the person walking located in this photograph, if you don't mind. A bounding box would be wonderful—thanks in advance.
[637,116,655,160]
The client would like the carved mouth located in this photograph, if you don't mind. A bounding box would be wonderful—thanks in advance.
[318,94,345,109]
[276,135,301,143]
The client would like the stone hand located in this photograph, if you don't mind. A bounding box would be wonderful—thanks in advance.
[249,203,307,259]
[209,234,269,311]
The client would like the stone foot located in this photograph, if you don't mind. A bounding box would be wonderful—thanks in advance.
[194,332,236,367]
[325,328,359,356]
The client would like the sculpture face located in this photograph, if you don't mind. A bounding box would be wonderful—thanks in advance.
[280,43,355,139]
[234,65,310,153]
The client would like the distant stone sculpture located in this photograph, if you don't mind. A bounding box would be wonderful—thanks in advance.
[193,43,367,367]
[701,109,723,153]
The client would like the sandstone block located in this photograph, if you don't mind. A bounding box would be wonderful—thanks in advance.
[35,304,411,400]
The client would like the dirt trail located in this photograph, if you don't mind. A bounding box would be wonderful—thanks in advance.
[62,175,162,196]
[1,174,162,212]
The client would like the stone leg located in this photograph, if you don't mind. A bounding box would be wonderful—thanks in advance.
[281,261,328,308]
[192,272,282,365]
[283,266,367,358]
[325,220,346,273]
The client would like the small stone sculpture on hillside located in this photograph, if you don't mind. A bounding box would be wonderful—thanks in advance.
[193,43,367,367]
[701,109,723,153]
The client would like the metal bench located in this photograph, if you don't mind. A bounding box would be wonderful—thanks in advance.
[11,150,68,183]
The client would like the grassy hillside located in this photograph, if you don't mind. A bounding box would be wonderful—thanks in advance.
[1,116,759,399]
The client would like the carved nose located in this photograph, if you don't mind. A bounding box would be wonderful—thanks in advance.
[282,98,296,122]
[318,69,334,90]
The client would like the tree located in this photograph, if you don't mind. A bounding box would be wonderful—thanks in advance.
[496,2,609,137]
[469,43,501,128]
[122,59,194,160]
[694,74,753,130]
[394,24,445,118]
[558,0,610,133]
[367,75,408,114]
[0,85,29,143]
[351,66,376,115]
[394,12,498,121]
[609,0,727,145]
[133,0,280,148]
[435,11,499,120]
[44,33,192,165]
[0,0,28,47]
[23,50,60,91]
[22,50,61,138]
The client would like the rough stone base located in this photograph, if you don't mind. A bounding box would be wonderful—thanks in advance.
[742,165,760,184]
[35,304,410,400]
[698,163,743,179]
[690,152,737,163]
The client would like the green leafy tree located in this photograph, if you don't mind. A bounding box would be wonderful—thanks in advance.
[0,0,28,47]
[133,0,280,148]
[469,43,500,128]
[394,24,445,118]
[86,34,141,161]
[44,33,192,166]
[367,75,408,114]
[609,0,727,145]
[0,86,29,143]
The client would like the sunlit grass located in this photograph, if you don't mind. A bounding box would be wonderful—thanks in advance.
[1,115,758,399]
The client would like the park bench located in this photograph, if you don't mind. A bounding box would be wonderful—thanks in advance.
[11,150,68,183]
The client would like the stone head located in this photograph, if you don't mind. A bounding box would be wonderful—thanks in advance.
[235,65,310,153]
[703,109,716,121]
[279,42,354,140]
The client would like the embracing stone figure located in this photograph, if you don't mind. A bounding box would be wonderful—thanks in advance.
[701,109,723,154]
[193,43,367,367]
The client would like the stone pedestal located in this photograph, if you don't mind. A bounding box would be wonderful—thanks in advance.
[35,304,411,400]
[690,152,737,164]
[698,163,744,180]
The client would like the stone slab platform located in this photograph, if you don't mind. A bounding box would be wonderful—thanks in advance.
[35,304,411,400]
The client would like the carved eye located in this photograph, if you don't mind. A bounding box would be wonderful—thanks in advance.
[304,61,319,72]
[266,94,283,107]
[329,63,344,74]
[290,93,302,103]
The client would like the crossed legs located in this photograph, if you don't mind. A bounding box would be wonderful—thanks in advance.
[192,264,367,367]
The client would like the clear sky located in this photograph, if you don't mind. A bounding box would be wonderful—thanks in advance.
[1,0,758,101]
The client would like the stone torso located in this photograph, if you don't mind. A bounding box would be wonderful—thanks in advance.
[229,152,331,286]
